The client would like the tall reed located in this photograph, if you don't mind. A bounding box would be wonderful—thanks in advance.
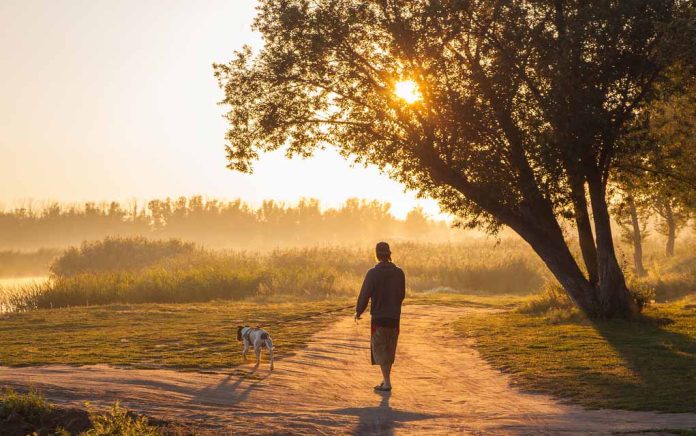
[8,237,547,310]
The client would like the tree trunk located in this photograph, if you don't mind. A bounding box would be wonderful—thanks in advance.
[569,176,599,285]
[587,175,639,318]
[513,218,599,316]
[442,155,627,319]
[664,201,676,257]
[506,197,600,317]
[627,196,646,277]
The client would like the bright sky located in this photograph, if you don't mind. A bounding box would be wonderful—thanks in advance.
[0,0,444,219]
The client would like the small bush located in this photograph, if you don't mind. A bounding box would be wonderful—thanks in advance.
[0,388,86,435]
[518,282,574,315]
[0,388,52,422]
[627,280,656,310]
[83,401,160,436]
[50,237,196,278]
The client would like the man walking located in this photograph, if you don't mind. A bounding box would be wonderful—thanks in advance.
[355,242,405,392]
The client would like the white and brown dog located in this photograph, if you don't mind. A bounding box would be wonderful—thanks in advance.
[237,325,274,370]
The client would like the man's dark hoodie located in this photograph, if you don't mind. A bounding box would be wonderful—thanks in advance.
[356,261,405,326]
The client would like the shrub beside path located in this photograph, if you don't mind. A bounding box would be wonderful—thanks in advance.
[1,305,695,434]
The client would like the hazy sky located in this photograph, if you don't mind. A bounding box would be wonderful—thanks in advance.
[0,0,443,219]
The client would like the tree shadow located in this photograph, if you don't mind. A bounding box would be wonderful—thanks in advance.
[589,313,696,412]
[327,391,437,435]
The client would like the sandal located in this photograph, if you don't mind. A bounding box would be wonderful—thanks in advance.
[374,384,392,391]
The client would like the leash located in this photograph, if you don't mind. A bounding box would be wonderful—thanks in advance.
[254,303,355,328]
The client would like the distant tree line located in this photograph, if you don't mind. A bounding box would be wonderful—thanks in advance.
[0,197,457,250]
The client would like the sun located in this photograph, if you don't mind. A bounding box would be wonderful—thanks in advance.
[394,80,422,104]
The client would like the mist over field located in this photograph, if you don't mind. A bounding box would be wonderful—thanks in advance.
[0,196,463,252]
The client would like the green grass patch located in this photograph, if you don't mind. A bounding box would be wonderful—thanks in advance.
[0,300,352,369]
[454,297,696,412]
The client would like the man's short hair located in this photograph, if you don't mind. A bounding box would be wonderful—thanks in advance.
[376,241,391,261]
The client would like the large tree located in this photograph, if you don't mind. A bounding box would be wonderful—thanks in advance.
[215,0,693,318]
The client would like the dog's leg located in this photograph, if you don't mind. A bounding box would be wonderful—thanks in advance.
[266,338,274,370]
[242,338,249,362]
[254,342,261,367]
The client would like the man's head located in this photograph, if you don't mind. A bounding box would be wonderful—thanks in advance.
[375,241,391,262]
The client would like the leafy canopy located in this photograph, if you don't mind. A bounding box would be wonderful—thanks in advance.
[215,0,688,233]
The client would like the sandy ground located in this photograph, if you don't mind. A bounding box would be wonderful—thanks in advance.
[1,305,695,435]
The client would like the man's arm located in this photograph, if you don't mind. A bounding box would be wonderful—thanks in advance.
[355,270,373,318]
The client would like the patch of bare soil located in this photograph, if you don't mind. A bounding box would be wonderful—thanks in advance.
[1,305,695,435]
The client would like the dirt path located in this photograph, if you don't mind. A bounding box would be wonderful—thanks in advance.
[1,305,694,435]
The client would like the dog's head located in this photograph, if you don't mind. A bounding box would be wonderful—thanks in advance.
[236,325,247,341]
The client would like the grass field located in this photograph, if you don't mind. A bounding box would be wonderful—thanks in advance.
[0,299,352,369]
[0,292,523,369]
[455,296,696,413]
[1,291,695,419]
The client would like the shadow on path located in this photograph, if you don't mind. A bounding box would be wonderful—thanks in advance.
[328,391,437,435]
[196,365,271,406]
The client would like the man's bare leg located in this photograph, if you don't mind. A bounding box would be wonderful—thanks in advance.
[379,363,392,388]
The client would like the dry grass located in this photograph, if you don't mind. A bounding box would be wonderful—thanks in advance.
[4,237,547,310]
[628,253,696,302]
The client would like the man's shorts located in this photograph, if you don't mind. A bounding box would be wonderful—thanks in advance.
[370,325,399,365]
